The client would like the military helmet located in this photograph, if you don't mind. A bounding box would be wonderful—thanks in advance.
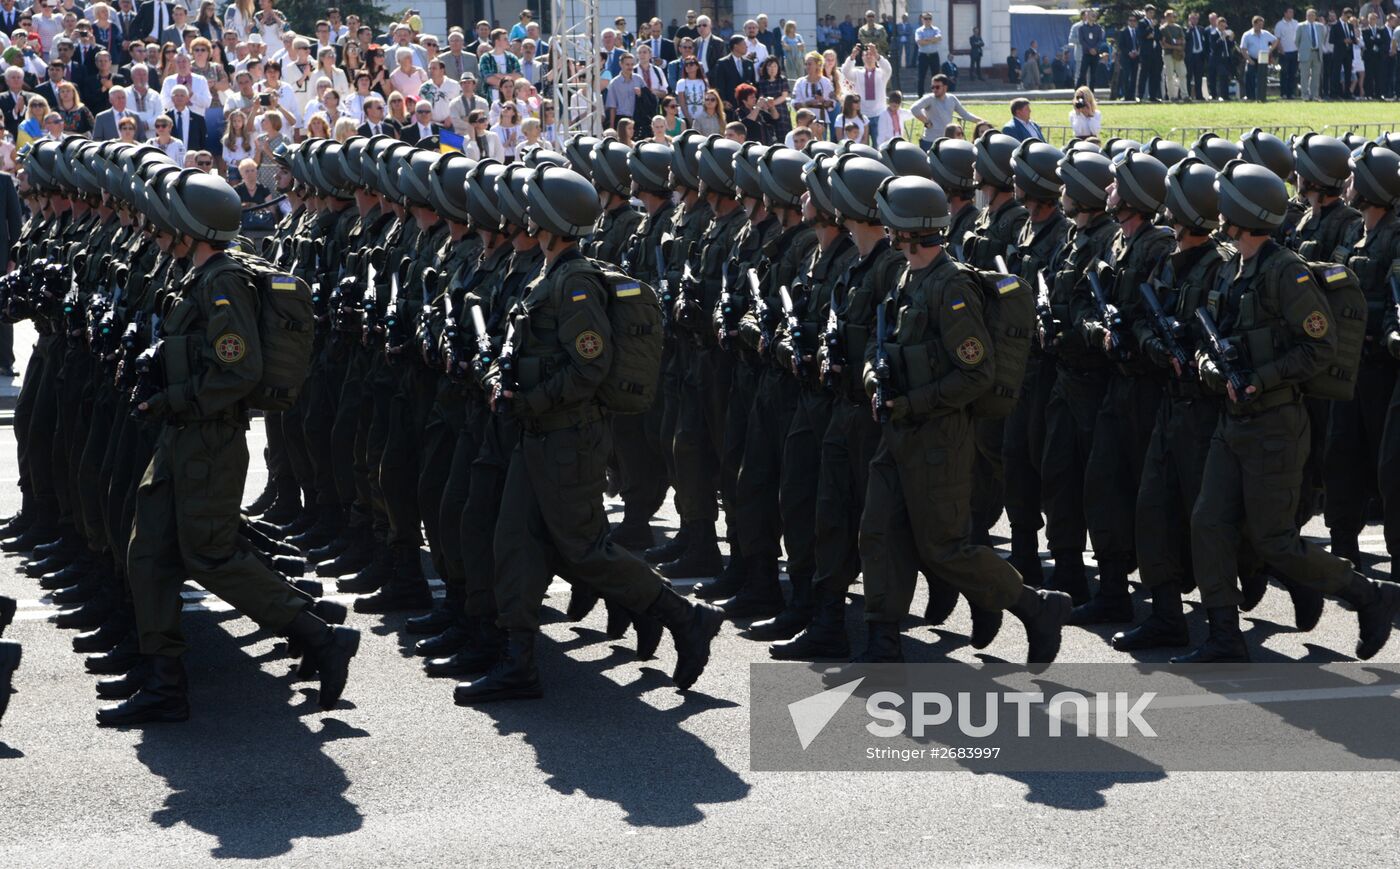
[803,153,838,220]
[1060,148,1113,211]
[757,145,808,208]
[465,159,506,230]
[166,169,242,242]
[520,146,568,169]
[1111,149,1168,215]
[318,141,357,198]
[1164,157,1220,233]
[835,140,881,161]
[1187,132,1242,171]
[523,164,602,239]
[564,133,602,180]
[1216,159,1289,231]
[271,137,296,169]
[377,140,414,201]
[1103,137,1143,159]
[428,151,475,223]
[804,139,838,159]
[627,141,673,196]
[1239,128,1294,182]
[399,148,439,208]
[734,142,769,200]
[300,139,332,194]
[1294,133,1352,192]
[25,139,60,191]
[1339,131,1368,152]
[72,141,106,198]
[1375,130,1400,157]
[1066,139,1103,155]
[1011,139,1063,201]
[697,134,740,197]
[1348,142,1400,209]
[974,130,1019,191]
[496,163,531,229]
[360,134,396,193]
[829,153,894,223]
[339,136,370,188]
[54,136,85,193]
[671,129,704,190]
[1144,137,1188,168]
[879,137,933,179]
[876,175,950,238]
[135,162,181,234]
[927,137,977,195]
[591,137,633,198]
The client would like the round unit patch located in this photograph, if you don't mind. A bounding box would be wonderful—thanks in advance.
[216,333,247,363]
[1302,311,1329,339]
[957,337,985,365]
[575,330,603,359]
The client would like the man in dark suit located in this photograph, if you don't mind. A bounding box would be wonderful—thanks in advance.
[0,170,19,374]
[0,69,34,139]
[692,15,725,72]
[1136,4,1162,101]
[132,0,175,44]
[709,35,756,113]
[1330,9,1356,99]
[1116,16,1139,100]
[0,0,20,37]
[643,17,677,63]
[356,95,400,138]
[1185,11,1208,99]
[400,100,443,148]
[92,86,146,140]
[34,60,67,115]
[165,85,207,152]
[667,38,697,92]
[1001,97,1043,141]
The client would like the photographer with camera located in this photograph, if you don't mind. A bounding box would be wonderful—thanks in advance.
[1069,85,1101,138]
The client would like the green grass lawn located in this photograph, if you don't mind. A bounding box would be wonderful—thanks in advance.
[900,98,1400,144]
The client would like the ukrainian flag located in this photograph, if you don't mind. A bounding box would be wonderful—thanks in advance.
[439,131,465,154]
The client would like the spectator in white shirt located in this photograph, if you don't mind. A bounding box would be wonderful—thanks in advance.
[463,107,503,159]
[487,75,527,125]
[256,59,298,126]
[1069,86,1101,137]
[160,50,211,113]
[741,19,769,64]
[792,52,835,116]
[447,72,488,134]
[125,63,162,128]
[419,58,460,124]
[840,42,892,141]
[872,90,913,145]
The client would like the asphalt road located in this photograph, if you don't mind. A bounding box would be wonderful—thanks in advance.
[2,421,1399,867]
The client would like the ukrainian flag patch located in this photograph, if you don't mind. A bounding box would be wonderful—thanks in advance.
[1295,271,1312,284]
[615,282,642,298]
[951,299,966,311]
[571,290,589,302]
[996,276,1018,294]
[213,294,230,306]
[271,275,297,292]
[1324,266,1347,283]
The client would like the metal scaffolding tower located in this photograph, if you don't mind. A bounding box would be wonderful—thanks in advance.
[549,0,602,136]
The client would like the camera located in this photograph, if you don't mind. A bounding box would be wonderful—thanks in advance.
[1074,98,1087,108]
[258,93,271,107]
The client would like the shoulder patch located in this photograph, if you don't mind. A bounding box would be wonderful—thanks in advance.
[614,281,642,298]
[575,330,603,359]
[995,275,1018,294]
[213,293,230,307]
[1322,265,1347,283]
[1303,311,1329,339]
[570,289,589,303]
[1295,270,1313,284]
[957,336,985,365]
[270,275,298,292]
[950,298,966,311]
[215,333,247,363]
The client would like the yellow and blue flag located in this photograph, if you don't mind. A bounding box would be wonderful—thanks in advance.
[439,130,465,153]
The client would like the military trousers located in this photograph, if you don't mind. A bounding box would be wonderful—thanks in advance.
[671,344,730,526]
[1041,365,1108,554]
[778,387,834,584]
[734,367,799,563]
[1192,401,1353,609]
[860,411,1025,623]
[330,345,370,512]
[1135,392,1219,590]
[129,419,307,657]
[613,401,669,532]
[380,361,437,550]
[1084,371,1161,572]
[1325,359,1395,549]
[494,418,663,632]
[1376,376,1400,557]
[1003,352,1056,533]
[460,409,517,618]
[304,341,348,509]
[812,399,881,604]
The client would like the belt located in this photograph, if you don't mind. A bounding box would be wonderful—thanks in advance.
[522,401,603,434]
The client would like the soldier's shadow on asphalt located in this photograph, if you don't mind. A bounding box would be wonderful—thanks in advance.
[475,626,752,828]
[130,612,363,859]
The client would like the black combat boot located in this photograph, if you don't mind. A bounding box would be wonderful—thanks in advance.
[337,542,393,593]
[414,616,474,658]
[73,608,133,655]
[1067,563,1135,625]
[643,524,690,565]
[646,586,724,690]
[272,555,306,577]
[0,490,33,538]
[29,536,72,559]
[95,659,151,700]
[258,481,302,526]
[609,521,655,552]
[50,576,99,607]
[425,616,506,678]
[1008,526,1044,586]
[307,528,354,565]
[1330,532,1362,566]
[39,559,91,591]
[85,631,142,675]
[241,474,283,517]
[1240,571,1269,612]
[692,552,746,601]
[1339,574,1400,661]
[1,518,57,554]
[1111,583,1190,651]
[716,557,786,621]
[285,608,360,710]
[23,551,73,578]
[320,534,376,578]
[0,595,14,638]
[605,599,631,638]
[658,524,725,580]
[276,497,320,537]
[1170,607,1250,663]
[770,596,851,660]
[0,640,19,724]
[1286,579,1324,631]
[1009,586,1073,665]
[969,602,1003,650]
[923,577,958,625]
[565,585,601,621]
[52,593,115,630]
[1044,550,1090,604]
[96,655,191,726]
[453,630,543,703]
[848,620,905,664]
[406,585,464,636]
[354,547,432,614]
[747,574,814,641]
[289,505,343,551]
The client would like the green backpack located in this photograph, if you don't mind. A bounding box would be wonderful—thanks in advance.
[966,265,1035,419]
[226,249,315,412]
[586,258,664,415]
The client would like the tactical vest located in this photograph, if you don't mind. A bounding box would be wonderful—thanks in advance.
[1296,200,1362,264]
[1342,214,1400,345]
[825,243,905,406]
[965,198,1029,271]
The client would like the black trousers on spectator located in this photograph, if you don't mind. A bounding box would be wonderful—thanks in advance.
[1119,58,1138,98]
[917,52,940,94]
[1280,51,1298,97]
[1138,55,1162,99]
[1187,53,1206,98]
[1077,54,1099,89]
[1364,54,1381,97]
[1210,60,1232,99]
[970,53,982,79]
